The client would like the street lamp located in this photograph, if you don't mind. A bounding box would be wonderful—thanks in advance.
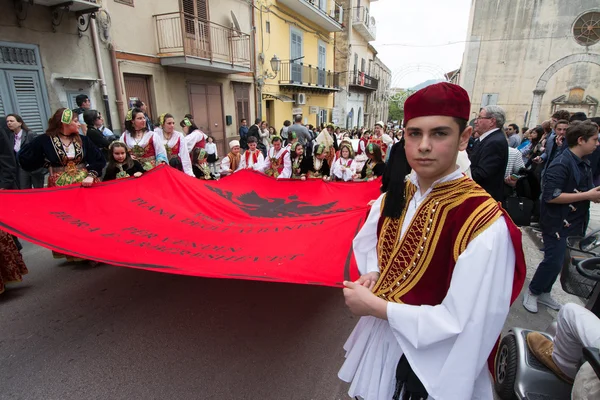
[270,54,281,75]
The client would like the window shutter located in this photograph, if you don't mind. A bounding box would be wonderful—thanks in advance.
[6,70,47,133]
[0,88,5,117]
[196,0,208,21]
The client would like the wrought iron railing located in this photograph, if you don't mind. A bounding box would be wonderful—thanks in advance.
[350,71,379,90]
[154,12,251,68]
[352,7,376,38]
[279,62,339,89]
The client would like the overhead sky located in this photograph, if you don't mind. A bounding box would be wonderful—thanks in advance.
[370,0,473,89]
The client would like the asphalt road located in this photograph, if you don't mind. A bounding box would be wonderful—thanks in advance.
[1,241,355,400]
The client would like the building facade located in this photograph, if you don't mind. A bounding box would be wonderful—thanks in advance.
[459,0,600,126]
[333,0,386,129]
[109,0,255,155]
[254,0,342,131]
[370,54,391,125]
[0,0,107,134]
[1,0,256,156]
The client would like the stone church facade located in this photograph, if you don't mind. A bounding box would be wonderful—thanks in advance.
[459,0,600,126]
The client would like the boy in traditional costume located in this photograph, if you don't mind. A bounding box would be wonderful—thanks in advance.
[264,136,290,179]
[220,140,241,177]
[239,136,265,172]
[338,82,526,400]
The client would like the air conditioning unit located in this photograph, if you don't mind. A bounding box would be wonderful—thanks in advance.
[295,93,307,105]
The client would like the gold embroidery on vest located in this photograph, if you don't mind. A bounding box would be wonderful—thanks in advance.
[374,177,499,303]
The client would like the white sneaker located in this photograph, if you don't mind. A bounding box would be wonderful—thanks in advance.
[538,293,562,310]
[523,291,539,313]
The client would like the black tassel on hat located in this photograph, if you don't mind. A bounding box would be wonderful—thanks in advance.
[381,138,411,219]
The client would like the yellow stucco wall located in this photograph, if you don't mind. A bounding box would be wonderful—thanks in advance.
[256,0,337,130]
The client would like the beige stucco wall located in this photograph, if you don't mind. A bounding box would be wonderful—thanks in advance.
[0,0,118,126]
[459,0,600,125]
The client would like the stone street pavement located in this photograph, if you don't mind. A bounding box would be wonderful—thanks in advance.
[2,205,599,399]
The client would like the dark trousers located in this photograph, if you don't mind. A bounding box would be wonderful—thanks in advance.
[529,232,567,295]
[18,168,45,189]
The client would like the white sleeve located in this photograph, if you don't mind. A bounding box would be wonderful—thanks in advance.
[220,156,230,174]
[279,152,292,179]
[152,133,168,164]
[239,153,247,170]
[214,145,218,159]
[359,141,366,152]
[332,160,343,180]
[343,160,357,181]
[264,149,272,172]
[382,134,394,146]
[386,217,515,399]
[254,153,266,173]
[178,134,194,176]
[352,193,385,275]
[185,131,199,150]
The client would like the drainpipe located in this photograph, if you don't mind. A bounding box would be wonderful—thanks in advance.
[108,44,125,129]
[253,0,262,120]
[90,17,113,130]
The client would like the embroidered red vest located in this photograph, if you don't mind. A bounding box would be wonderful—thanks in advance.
[268,148,289,175]
[357,137,368,155]
[369,137,387,157]
[166,137,181,161]
[244,150,260,168]
[124,134,157,159]
[193,134,206,150]
[375,177,526,375]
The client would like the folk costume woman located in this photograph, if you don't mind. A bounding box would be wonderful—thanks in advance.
[156,113,194,176]
[191,147,215,180]
[355,142,386,181]
[220,140,242,176]
[264,136,290,179]
[332,141,356,182]
[119,108,167,171]
[18,108,106,262]
[303,143,331,180]
[287,142,305,179]
[19,108,105,188]
[103,142,145,181]
[182,118,208,153]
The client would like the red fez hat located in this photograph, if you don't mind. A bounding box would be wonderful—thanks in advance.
[403,82,471,125]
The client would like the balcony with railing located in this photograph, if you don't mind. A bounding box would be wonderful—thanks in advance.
[352,7,376,41]
[33,0,100,12]
[277,0,343,32]
[279,62,340,92]
[349,71,379,92]
[154,12,252,74]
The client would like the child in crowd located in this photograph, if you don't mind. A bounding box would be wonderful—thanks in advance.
[103,142,144,181]
[191,148,215,180]
[205,136,218,175]
[332,142,356,181]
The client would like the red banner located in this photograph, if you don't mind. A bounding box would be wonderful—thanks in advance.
[0,166,381,287]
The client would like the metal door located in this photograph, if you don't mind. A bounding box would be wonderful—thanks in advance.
[190,83,225,155]
[124,74,154,121]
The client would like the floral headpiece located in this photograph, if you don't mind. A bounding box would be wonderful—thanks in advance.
[61,109,73,124]
[315,143,326,156]
[159,113,167,126]
[126,109,133,121]
[183,118,192,127]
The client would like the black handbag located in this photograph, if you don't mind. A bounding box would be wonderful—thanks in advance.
[503,195,534,227]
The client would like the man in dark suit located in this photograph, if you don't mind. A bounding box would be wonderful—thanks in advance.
[246,118,266,156]
[469,105,509,202]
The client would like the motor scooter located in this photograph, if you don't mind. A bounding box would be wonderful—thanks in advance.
[495,231,600,400]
